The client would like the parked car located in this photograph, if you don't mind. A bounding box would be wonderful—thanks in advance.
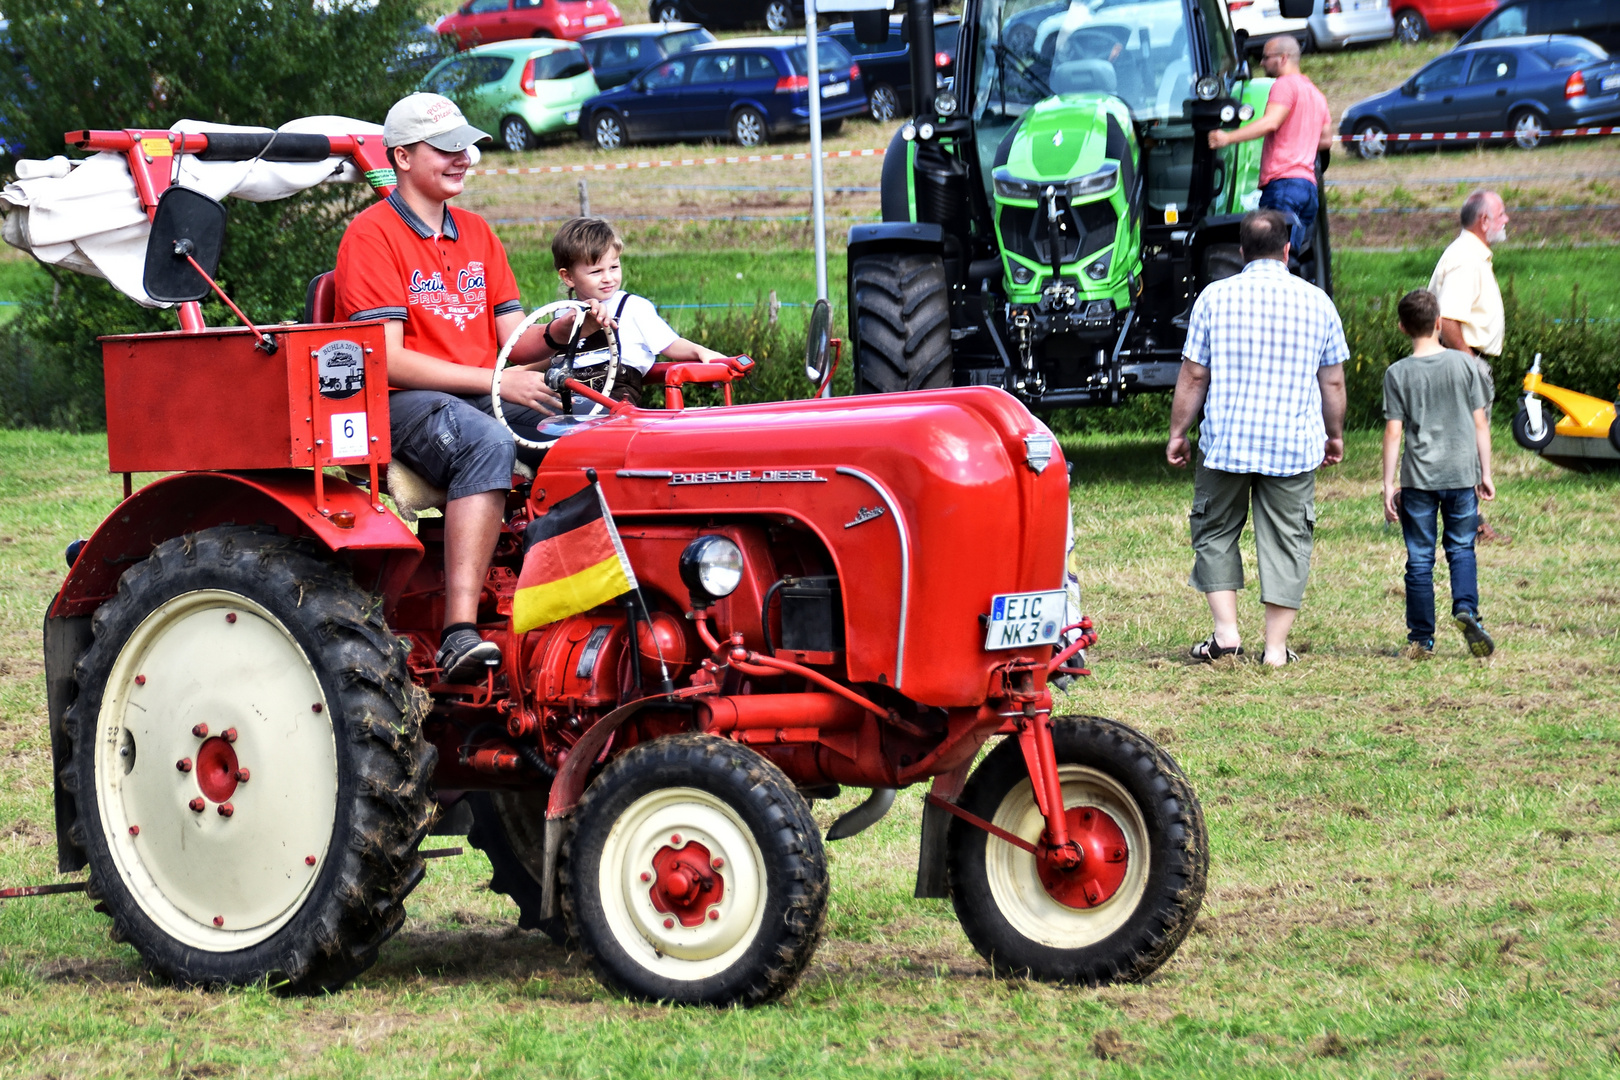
[580,35,866,148]
[1389,0,1497,44]
[1227,0,1310,52]
[423,39,600,151]
[580,21,714,89]
[437,0,623,50]
[1307,0,1395,51]
[1460,0,1620,54]
[827,14,960,122]
[1339,34,1620,158]
[647,1,802,34]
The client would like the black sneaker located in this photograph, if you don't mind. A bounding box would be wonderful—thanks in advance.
[436,628,502,683]
[1453,611,1495,658]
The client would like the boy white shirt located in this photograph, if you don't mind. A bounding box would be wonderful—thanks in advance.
[572,290,678,374]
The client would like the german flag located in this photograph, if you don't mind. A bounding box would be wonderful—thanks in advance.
[512,480,637,634]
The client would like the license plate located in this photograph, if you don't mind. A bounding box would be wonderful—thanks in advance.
[1603,73,1620,92]
[984,590,1066,651]
[584,13,607,26]
[565,109,581,123]
[823,80,849,97]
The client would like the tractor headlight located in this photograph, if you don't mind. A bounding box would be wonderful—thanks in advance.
[1220,104,1236,123]
[1010,263,1035,285]
[993,167,1040,200]
[1238,103,1255,121]
[1084,252,1112,281]
[1196,76,1221,101]
[680,535,744,603]
[1083,299,1115,322]
[1065,163,1118,199]
[934,89,957,116]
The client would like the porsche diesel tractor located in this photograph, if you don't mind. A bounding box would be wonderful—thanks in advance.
[23,123,1206,1006]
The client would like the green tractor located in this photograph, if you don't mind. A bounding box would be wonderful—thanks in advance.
[846,0,1327,407]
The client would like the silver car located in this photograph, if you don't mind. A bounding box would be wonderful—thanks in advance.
[1308,0,1394,50]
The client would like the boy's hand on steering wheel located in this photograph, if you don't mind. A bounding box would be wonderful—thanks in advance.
[500,366,561,413]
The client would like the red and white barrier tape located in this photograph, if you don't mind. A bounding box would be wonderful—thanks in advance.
[1332,125,1620,144]
[470,146,887,176]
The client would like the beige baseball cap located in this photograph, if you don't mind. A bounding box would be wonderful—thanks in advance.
[382,93,491,152]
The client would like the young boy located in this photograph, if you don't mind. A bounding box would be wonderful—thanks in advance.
[547,217,727,406]
[1382,288,1496,658]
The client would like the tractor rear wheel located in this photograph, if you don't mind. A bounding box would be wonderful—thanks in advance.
[559,733,827,1006]
[464,790,567,944]
[947,716,1207,984]
[63,526,435,992]
[850,252,952,394]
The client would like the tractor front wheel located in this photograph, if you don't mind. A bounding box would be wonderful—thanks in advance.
[63,526,436,991]
[850,252,952,394]
[560,733,827,1006]
[1512,403,1556,451]
[947,716,1207,984]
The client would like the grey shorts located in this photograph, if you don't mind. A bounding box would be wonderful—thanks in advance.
[1188,460,1317,609]
[388,391,554,501]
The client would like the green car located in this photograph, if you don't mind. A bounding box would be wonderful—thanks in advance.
[422,40,599,151]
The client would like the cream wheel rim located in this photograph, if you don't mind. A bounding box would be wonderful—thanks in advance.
[985,765,1150,949]
[597,786,766,980]
[95,590,339,951]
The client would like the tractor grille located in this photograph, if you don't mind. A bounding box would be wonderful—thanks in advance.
[999,198,1117,268]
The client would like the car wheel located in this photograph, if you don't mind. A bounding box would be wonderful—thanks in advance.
[1353,118,1389,161]
[594,111,625,151]
[1394,8,1427,43]
[500,116,534,153]
[652,1,682,22]
[1511,108,1545,150]
[732,107,766,148]
[869,83,899,123]
[764,0,793,33]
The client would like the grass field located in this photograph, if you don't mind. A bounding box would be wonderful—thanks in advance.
[1,426,1617,1078]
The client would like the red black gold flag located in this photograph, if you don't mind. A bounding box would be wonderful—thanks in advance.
[512,481,637,634]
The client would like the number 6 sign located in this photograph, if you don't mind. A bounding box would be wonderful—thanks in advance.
[329,412,368,459]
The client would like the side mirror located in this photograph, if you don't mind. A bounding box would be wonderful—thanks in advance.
[143,185,227,304]
[1278,0,1312,18]
[1401,80,1416,96]
[805,298,831,389]
[1233,27,1249,56]
[853,10,887,45]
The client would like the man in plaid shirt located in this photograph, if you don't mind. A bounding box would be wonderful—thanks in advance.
[1166,209,1348,666]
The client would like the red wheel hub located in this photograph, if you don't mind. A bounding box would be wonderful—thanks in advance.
[195,736,241,804]
[647,839,724,927]
[1037,806,1129,909]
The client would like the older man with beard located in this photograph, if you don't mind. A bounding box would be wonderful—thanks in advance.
[1429,189,1510,541]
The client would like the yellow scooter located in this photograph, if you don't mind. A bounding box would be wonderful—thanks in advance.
[1512,353,1620,472]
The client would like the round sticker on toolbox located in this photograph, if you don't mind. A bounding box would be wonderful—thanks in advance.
[317,339,365,399]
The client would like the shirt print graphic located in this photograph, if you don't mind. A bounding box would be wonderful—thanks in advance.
[407,260,487,330]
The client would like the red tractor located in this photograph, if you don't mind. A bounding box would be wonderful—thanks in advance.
[35,126,1207,1006]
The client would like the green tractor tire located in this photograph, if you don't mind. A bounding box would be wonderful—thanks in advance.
[850,252,953,394]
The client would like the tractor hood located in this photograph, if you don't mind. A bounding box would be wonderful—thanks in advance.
[993,93,1136,189]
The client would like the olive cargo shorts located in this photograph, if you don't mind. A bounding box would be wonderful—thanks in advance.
[1188,461,1318,610]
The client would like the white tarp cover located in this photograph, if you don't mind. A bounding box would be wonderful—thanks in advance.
[0,116,386,307]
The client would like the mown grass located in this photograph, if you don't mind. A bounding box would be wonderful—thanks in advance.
[0,425,1616,1077]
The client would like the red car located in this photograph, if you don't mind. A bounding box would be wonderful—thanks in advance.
[1391,0,1498,43]
[438,0,623,49]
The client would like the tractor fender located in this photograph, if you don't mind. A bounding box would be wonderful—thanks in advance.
[49,469,423,620]
[845,220,944,265]
[878,125,914,222]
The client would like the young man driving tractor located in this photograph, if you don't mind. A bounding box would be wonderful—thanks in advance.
[335,93,613,682]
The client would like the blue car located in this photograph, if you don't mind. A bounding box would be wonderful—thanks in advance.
[1340,35,1620,159]
[579,35,867,149]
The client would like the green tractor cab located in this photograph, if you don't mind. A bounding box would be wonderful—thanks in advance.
[847,0,1325,409]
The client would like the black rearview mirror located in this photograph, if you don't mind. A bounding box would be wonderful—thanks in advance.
[853,10,888,45]
[805,298,831,389]
[143,186,227,304]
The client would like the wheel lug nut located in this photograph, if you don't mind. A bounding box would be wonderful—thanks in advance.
[217,802,234,818]
[134,674,146,686]
[670,834,682,844]
[189,798,205,812]
[663,918,675,930]
[222,728,238,743]
[640,871,651,882]
[712,857,724,869]
[235,768,250,783]
[225,612,237,624]
[176,758,193,773]
[192,723,208,738]
[128,825,139,836]
[708,909,719,921]
[213,916,224,927]
[305,855,317,866]
[311,703,323,713]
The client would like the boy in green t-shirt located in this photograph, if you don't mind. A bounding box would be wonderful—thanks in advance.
[1382,289,1496,658]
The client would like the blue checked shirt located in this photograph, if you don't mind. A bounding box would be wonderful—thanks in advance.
[1183,259,1349,476]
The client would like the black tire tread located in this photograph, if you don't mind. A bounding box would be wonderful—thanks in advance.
[851,252,953,393]
[559,732,827,1006]
[64,526,436,993]
[947,715,1208,985]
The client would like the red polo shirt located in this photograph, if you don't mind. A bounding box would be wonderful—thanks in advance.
[334,191,523,370]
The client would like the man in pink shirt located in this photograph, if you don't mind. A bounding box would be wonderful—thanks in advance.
[1209,36,1332,255]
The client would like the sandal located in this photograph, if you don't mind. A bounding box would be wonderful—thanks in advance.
[1190,635,1244,662]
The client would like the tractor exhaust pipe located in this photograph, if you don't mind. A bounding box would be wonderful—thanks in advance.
[908,0,936,119]
[826,787,897,841]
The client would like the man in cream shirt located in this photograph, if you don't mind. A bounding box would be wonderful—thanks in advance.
[1429,189,1508,541]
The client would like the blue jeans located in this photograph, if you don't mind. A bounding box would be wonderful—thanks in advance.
[1398,487,1480,643]
[1259,178,1319,255]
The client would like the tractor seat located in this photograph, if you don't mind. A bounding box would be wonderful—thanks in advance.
[305,271,336,324]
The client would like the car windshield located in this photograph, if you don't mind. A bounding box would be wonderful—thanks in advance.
[787,38,855,75]
[1536,38,1607,67]
[972,0,1194,123]
[534,45,590,80]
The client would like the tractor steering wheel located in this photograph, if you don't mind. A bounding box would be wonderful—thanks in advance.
[490,299,620,452]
